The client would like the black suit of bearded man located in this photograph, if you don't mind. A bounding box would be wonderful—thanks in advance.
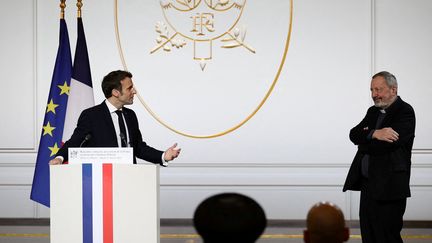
[56,101,163,165]
[343,96,415,243]
[343,96,415,199]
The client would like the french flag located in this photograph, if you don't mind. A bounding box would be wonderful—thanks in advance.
[62,17,94,144]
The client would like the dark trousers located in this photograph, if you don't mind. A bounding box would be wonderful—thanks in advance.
[360,179,407,243]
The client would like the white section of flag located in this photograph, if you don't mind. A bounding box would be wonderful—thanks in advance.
[63,78,94,142]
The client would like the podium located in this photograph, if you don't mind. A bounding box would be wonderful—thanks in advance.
[50,148,160,243]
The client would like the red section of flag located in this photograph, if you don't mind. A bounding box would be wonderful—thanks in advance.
[103,164,113,243]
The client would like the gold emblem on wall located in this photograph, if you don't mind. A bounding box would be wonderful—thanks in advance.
[114,0,293,138]
[150,0,255,71]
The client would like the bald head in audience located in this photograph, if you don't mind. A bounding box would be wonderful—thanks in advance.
[304,202,349,243]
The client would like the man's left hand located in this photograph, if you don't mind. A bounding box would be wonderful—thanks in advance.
[164,143,181,161]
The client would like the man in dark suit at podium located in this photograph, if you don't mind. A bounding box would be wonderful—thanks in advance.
[49,70,180,165]
[343,71,415,243]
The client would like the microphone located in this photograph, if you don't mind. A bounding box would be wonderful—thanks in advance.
[119,133,128,147]
[79,134,92,147]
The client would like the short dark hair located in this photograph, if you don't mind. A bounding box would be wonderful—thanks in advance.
[193,193,267,243]
[101,70,132,98]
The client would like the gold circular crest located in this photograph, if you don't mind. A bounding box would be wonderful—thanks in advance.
[114,0,293,138]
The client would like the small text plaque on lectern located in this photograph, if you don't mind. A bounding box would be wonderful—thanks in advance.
[68,147,133,164]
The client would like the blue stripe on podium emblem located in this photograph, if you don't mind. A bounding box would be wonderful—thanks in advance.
[82,164,93,243]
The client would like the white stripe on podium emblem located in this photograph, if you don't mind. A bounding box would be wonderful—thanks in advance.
[93,163,103,243]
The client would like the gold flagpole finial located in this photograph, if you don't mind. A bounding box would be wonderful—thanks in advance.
[77,0,83,18]
[60,0,66,19]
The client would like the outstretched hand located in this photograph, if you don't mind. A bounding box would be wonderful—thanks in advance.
[164,143,181,162]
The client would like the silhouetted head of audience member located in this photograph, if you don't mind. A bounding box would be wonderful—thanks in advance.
[303,201,349,243]
[193,193,267,243]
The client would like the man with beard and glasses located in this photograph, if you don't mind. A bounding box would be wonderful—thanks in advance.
[343,71,415,243]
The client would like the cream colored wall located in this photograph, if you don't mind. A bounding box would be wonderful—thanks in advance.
[0,0,431,220]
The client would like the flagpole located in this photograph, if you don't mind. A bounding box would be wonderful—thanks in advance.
[77,0,82,18]
[60,0,66,19]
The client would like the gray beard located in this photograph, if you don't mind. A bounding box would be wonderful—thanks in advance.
[374,101,387,108]
[374,96,397,109]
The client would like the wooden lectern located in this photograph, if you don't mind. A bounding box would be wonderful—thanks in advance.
[50,148,160,243]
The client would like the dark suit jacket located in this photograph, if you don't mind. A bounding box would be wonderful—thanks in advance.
[57,101,163,165]
[343,96,415,200]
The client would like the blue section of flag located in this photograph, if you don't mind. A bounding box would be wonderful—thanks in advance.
[73,18,92,87]
[82,164,93,243]
[30,19,72,207]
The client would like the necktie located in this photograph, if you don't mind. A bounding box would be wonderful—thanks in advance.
[115,110,128,147]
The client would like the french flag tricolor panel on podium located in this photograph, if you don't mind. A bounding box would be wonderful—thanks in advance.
[50,163,159,243]
[82,163,111,243]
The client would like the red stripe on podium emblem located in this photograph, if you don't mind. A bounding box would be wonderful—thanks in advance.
[103,164,113,243]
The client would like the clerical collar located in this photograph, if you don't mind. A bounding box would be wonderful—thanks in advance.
[380,109,386,114]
